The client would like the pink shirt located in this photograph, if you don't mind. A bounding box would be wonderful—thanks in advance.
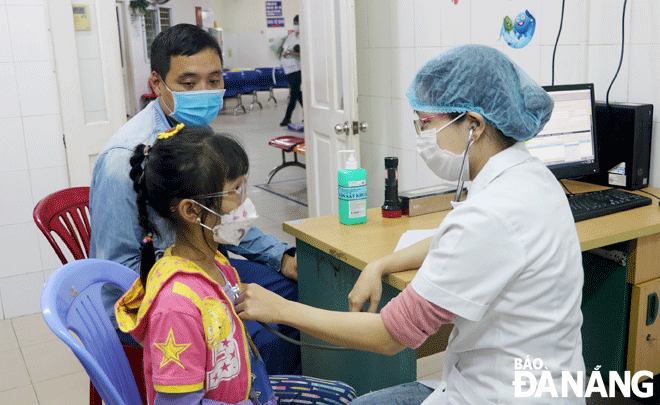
[381,285,456,349]
[116,249,252,405]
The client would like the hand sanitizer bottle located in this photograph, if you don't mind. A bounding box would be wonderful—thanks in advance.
[338,150,367,225]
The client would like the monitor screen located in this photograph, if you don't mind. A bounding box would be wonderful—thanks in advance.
[525,83,599,180]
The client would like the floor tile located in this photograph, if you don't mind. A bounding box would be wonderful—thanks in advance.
[211,95,304,187]
[0,317,18,351]
[33,371,89,405]
[21,337,84,383]
[12,311,58,347]
[250,207,280,229]
[0,385,39,405]
[0,348,31,391]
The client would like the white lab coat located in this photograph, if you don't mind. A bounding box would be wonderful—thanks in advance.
[280,32,300,75]
[412,142,586,404]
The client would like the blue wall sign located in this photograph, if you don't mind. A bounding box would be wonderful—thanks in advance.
[267,17,285,27]
[266,1,282,17]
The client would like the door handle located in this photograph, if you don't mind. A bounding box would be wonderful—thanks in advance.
[334,122,349,135]
[359,121,369,132]
[647,292,658,325]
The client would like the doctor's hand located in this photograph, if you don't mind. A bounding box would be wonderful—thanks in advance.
[235,283,287,324]
[348,259,385,313]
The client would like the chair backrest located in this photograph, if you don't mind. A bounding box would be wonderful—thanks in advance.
[240,70,259,93]
[41,259,143,405]
[223,71,243,98]
[273,67,289,88]
[33,186,91,265]
[254,67,274,90]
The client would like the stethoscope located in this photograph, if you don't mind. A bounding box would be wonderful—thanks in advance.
[453,126,476,203]
[228,285,353,351]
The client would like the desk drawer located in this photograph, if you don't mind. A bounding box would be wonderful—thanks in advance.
[627,277,660,376]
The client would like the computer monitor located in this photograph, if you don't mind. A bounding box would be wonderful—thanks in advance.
[525,83,599,180]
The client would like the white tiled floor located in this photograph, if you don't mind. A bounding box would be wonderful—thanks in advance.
[1,93,656,404]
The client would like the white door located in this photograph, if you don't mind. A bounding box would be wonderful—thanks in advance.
[300,0,362,218]
[116,1,137,117]
[48,0,127,187]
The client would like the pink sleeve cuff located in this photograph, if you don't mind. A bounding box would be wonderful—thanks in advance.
[381,285,456,349]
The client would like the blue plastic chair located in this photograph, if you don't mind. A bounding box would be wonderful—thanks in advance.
[222,71,247,115]
[41,259,143,405]
[273,67,289,88]
[272,67,290,105]
[254,68,277,107]
[241,70,263,111]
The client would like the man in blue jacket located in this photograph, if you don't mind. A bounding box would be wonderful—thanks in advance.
[89,23,301,375]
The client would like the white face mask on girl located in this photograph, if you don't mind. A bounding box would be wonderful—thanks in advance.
[195,198,259,246]
[415,113,470,182]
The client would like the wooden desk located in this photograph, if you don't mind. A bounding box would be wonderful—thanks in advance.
[284,180,660,395]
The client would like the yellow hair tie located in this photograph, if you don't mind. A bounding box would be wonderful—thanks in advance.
[157,123,185,140]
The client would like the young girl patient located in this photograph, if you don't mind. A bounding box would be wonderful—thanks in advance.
[115,124,355,405]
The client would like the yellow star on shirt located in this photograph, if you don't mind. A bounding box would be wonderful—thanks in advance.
[154,328,191,369]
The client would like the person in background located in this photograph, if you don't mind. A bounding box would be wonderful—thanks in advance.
[116,124,356,405]
[89,23,301,376]
[279,15,302,127]
[235,44,586,404]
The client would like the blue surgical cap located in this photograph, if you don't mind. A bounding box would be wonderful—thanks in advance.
[407,44,554,142]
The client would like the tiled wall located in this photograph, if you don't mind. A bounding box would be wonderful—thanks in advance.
[0,0,220,320]
[0,0,71,319]
[357,0,660,208]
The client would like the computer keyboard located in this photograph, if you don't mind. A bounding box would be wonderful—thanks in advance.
[567,188,653,222]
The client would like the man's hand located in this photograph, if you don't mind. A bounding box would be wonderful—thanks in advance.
[280,253,297,281]
[348,259,385,313]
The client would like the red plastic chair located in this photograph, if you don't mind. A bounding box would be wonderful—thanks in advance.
[33,187,91,263]
[267,136,306,183]
[33,187,147,405]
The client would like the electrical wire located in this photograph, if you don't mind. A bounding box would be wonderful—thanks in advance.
[560,179,575,196]
[551,0,566,86]
[258,322,354,351]
[605,0,628,108]
[636,188,660,201]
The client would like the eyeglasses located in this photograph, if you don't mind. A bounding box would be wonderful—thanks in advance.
[413,113,448,136]
[193,177,248,205]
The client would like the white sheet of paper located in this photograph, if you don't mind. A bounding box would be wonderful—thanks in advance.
[394,229,438,252]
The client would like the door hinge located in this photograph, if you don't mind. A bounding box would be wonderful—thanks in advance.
[63,134,66,148]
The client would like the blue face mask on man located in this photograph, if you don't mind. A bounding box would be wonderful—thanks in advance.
[162,82,225,126]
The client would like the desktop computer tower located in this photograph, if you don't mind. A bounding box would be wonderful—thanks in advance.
[583,102,653,190]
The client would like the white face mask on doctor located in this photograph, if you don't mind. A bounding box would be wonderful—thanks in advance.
[415,112,471,182]
[194,198,259,246]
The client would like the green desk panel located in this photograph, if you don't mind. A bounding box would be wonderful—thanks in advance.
[581,242,630,380]
[297,241,417,396]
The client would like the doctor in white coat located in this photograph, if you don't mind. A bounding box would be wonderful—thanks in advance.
[236,44,586,405]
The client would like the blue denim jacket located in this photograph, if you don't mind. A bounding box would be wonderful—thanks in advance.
[90,100,294,324]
